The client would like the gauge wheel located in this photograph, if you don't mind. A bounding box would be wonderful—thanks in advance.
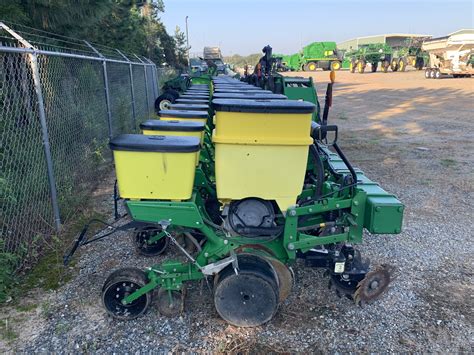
[102,267,152,320]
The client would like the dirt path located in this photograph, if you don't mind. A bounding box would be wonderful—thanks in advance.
[2,70,473,353]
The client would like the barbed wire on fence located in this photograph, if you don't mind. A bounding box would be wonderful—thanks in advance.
[0,22,165,267]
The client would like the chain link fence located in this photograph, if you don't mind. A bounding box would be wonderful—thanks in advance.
[0,22,162,266]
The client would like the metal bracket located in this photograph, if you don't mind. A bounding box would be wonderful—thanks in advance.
[200,253,238,276]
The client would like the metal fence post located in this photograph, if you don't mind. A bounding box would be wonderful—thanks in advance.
[117,49,136,130]
[144,58,157,100]
[84,41,113,139]
[0,22,62,230]
[134,54,151,117]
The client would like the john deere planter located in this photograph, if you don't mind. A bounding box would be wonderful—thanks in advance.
[65,69,403,327]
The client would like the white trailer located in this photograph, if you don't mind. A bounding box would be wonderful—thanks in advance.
[422,29,474,79]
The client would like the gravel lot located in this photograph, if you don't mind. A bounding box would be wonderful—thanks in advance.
[2,70,473,353]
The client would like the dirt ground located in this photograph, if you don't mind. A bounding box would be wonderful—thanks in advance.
[2,69,473,353]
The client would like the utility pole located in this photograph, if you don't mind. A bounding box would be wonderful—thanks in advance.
[185,16,190,68]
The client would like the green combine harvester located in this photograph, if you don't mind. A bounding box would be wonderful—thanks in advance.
[65,45,404,327]
[276,42,343,72]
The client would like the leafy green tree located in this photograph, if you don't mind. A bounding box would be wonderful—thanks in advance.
[174,25,187,68]
[0,0,177,65]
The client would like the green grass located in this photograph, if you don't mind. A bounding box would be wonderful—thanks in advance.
[19,211,106,293]
[0,319,18,342]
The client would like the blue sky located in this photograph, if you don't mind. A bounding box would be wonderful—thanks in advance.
[160,0,473,56]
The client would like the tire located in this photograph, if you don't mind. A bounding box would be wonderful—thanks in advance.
[430,69,436,79]
[382,60,389,73]
[305,62,317,71]
[415,57,424,70]
[425,69,431,79]
[154,91,177,114]
[357,60,366,74]
[434,70,441,79]
[349,60,356,73]
[398,58,407,72]
[102,268,152,320]
[330,61,341,71]
[371,62,378,72]
[391,59,398,72]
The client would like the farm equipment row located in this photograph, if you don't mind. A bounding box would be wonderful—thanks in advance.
[65,45,404,327]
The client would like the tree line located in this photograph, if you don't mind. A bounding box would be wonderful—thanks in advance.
[0,0,187,67]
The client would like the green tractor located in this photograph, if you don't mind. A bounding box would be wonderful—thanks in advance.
[346,43,393,73]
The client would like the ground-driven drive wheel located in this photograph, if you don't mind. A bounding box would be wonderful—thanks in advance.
[330,61,341,71]
[102,267,152,320]
[391,59,398,71]
[157,288,184,317]
[133,225,169,257]
[357,60,366,74]
[425,68,432,79]
[305,61,317,71]
[371,62,378,72]
[434,69,441,79]
[398,58,407,72]
[214,254,279,327]
[154,90,177,113]
[349,60,356,73]
[382,60,389,73]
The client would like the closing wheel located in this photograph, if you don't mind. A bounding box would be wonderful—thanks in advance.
[102,267,152,320]
[157,288,184,317]
[214,254,279,327]
[330,61,341,71]
[133,225,169,257]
